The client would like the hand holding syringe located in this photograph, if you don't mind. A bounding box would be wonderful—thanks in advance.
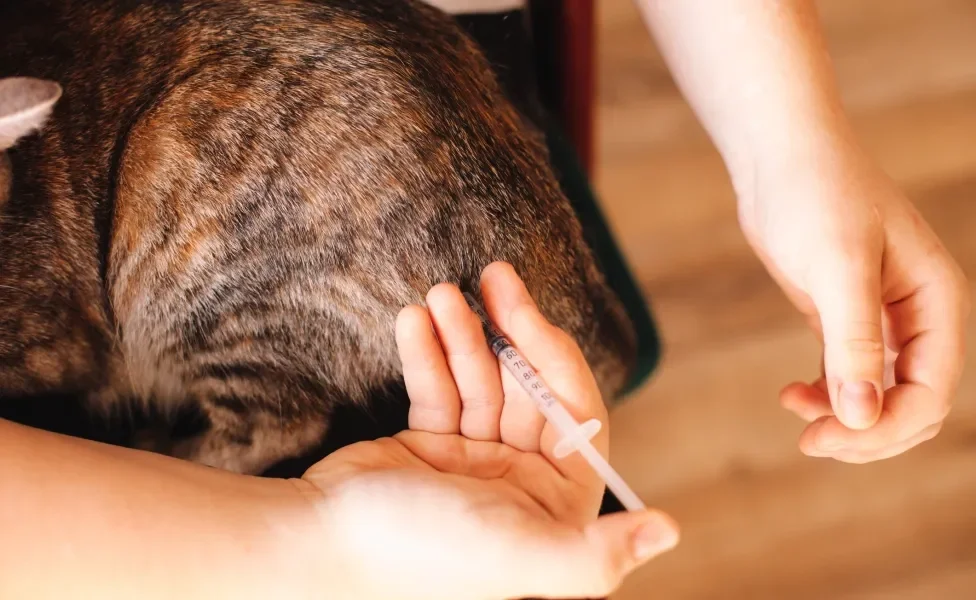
[463,294,646,512]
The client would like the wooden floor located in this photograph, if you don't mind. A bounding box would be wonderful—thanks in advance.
[595,1,976,598]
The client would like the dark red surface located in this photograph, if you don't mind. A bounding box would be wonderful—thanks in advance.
[529,0,596,175]
[560,1,596,174]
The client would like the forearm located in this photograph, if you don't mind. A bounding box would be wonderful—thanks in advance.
[0,419,324,600]
[636,0,859,191]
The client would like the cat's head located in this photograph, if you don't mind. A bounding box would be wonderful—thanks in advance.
[1,77,62,205]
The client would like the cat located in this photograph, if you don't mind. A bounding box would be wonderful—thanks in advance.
[0,0,637,475]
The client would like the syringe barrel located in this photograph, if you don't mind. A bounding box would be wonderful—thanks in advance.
[463,293,647,512]
[494,343,581,436]
[463,293,585,438]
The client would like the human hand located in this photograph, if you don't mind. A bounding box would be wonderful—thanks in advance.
[296,262,678,600]
[736,143,969,463]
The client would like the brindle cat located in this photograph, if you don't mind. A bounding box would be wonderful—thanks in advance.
[0,0,636,475]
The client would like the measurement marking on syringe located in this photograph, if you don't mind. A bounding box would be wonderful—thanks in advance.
[463,293,647,512]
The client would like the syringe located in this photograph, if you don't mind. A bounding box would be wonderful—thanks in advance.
[463,294,646,513]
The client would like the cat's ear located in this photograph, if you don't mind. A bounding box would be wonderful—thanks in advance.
[0,77,62,151]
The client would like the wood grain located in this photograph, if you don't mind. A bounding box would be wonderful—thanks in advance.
[595,1,976,598]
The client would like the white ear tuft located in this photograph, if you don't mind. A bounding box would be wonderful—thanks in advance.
[0,77,62,151]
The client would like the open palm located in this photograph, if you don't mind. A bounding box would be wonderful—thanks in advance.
[299,262,678,600]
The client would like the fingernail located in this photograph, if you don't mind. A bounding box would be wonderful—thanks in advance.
[840,381,878,428]
[633,517,679,560]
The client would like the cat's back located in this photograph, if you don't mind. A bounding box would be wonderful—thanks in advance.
[0,0,485,189]
[102,0,604,399]
[1,0,518,400]
[2,0,636,430]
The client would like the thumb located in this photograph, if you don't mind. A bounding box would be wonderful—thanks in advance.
[519,510,679,599]
[809,245,885,430]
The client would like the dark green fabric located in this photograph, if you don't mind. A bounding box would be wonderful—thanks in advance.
[541,119,662,402]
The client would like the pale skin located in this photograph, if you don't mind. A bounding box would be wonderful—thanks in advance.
[636,0,969,462]
[0,262,678,600]
[1,1,969,596]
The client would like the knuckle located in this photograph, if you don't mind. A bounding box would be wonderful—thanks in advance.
[846,333,885,354]
[459,392,500,409]
[836,336,886,357]
[402,352,444,374]
[824,319,885,361]
[409,403,452,417]
[445,346,479,361]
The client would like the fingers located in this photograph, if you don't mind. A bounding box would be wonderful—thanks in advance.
[839,216,970,459]
[480,262,609,485]
[479,263,546,453]
[395,431,519,480]
[798,381,949,459]
[786,358,950,461]
[425,284,504,441]
[884,262,968,410]
[807,243,885,431]
[399,262,611,494]
[496,365,547,453]
[511,509,679,600]
[808,423,943,464]
[396,430,592,522]
[796,213,968,461]
[780,380,833,422]
[396,305,461,434]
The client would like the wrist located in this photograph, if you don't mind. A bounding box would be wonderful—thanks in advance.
[255,477,339,600]
[179,473,336,600]
[724,109,863,212]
